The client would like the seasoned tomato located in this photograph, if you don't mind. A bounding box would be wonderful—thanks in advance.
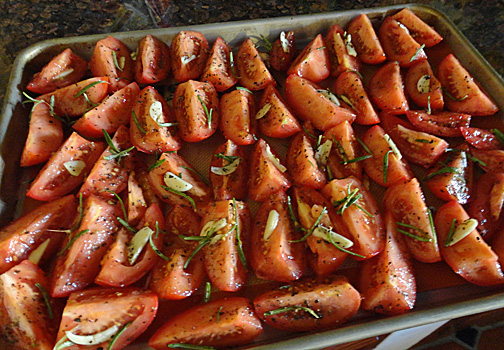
[405,59,444,110]
[469,147,504,174]
[253,275,361,332]
[391,8,443,47]
[368,61,409,115]
[219,88,257,145]
[201,37,238,92]
[134,34,171,84]
[347,13,386,64]
[287,33,330,83]
[460,127,502,150]
[325,24,360,78]
[269,30,296,71]
[170,31,209,82]
[236,38,275,91]
[406,110,471,138]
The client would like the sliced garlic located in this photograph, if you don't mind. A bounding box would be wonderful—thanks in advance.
[280,31,290,53]
[164,171,193,192]
[64,160,86,176]
[397,124,431,144]
[317,89,340,106]
[127,226,154,265]
[211,157,241,176]
[383,133,403,160]
[263,210,280,241]
[66,325,119,345]
[447,218,479,247]
[339,94,355,110]
[28,239,51,265]
[343,32,357,57]
[398,22,410,35]
[265,144,287,173]
[181,54,197,64]
[201,218,228,237]
[118,56,126,70]
[315,139,332,166]
[256,103,271,120]
[149,100,163,124]
[296,199,312,228]
[53,68,75,80]
[417,75,431,94]
[490,181,504,220]
[312,225,354,248]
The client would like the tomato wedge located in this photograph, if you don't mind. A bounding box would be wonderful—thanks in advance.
[134,34,171,84]
[406,110,471,138]
[287,33,330,83]
[325,24,360,78]
[253,275,361,332]
[201,37,238,92]
[405,59,444,110]
[27,48,88,94]
[251,190,306,282]
[237,38,275,91]
[368,61,409,115]
[171,31,209,82]
[269,30,296,71]
[347,13,386,64]
[460,127,503,150]
[219,88,257,145]
[391,8,443,47]
[434,201,504,286]
[27,132,105,202]
[57,287,158,350]
[149,297,262,349]
[360,212,416,315]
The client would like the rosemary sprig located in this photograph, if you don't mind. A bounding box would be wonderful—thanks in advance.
[102,129,135,163]
[326,226,366,258]
[149,226,171,261]
[204,282,211,303]
[229,52,241,79]
[356,136,372,155]
[424,166,460,181]
[148,158,166,171]
[382,150,393,183]
[181,165,209,185]
[214,153,239,165]
[302,126,317,139]
[442,87,468,101]
[117,217,137,233]
[216,306,223,323]
[132,110,147,134]
[264,306,320,319]
[111,51,124,72]
[168,344,216,350]
[290,207,326,243]
[74,80,108,98]
[396,222,432,242]
[35,283,53,319]
[197,95,213,128]
[161,185,196,212]
[233,198,247,269]
[444,218,457,247]
[108,322,131,350]
[236,86,252,94]
[58,229,89,256]
[104,189,127,219]
[410,43,425,62]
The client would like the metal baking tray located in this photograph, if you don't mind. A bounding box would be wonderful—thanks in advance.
[1,3,504,350]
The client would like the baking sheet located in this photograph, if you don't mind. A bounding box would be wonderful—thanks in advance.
[1,3,504,349]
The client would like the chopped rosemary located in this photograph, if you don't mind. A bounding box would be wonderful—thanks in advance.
[148,158,166,171]
[22,92,56,119]
[332,186,361,215]
[149,227,171,261]
[233,198,247,269]
[102,130,135,163]
[286,195,303,231]
[332,136,348,164]
[396,222,432,242]
[58,229,89,256]
[181,165,209,185]
[74,80,108,98]
[117,217,137,233]
[216,306,223,323]
[346,155,372,164]
[442,87,468,101]
[382,150,393,183]
[230,51,241,79]
[409,43,425,62]
[161,185,196,212]
[424,166,460,181]
[111,50,124,72]
[214,153,239,165]
[204,282,211,303]
[132,110,147,134]
[326,226,366,258]
[236,86,252,94]
[356,136,372,155]
[104,189,127,219]
[108,322,131,350]
[316,46,326,50]
[302,126,317,139]
[427,207,438,246]
[197,95,213,128]
[264,305,320,319]
[168,344,217,349]
[35,283,53,319]
[327,165,334,181]
[444,218,457,247]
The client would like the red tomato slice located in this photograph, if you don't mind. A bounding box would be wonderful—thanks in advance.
[405,59,444,110]
[95,203,164,287]
[57,287,158,350]
[236,38,275,91]
[383,178,441,263]
[285,74,356,131]
[134,34,171,84]
[257,84,301,138]
[0,195,76,275]
[437,54,498,116]
[200,200,250,292]
[27,48,88,95]
[286,132,327,189]
[219,88,257,145]
[469,147,504,174]
[368,61,409,115]
[27,132,105,202]
[248,139,291,202]
[325,24,360,78]
[173,80,219,142]
[269,30,296,71]
[73,82,140,138]
[334,70,379,125]
[379,17,427,67]
[347,13,386,64]
[360,212,416,315]
[170,31,209,82]
[380,111,448,168]
[149,297,262,349]
[209,140,249,201]
[38,77,109,118]
[79,125,133,198]
[90,36,134,93]
[406,110,471,137]
[287,33,330,83]
[50,195,122,297]
[391,8,443,47]
[0,260,57,350]
[20,101,63,167]
[322,177,385,260]
[253,275,361,332]
[434,201,504,286]
[460,127,502,150]
[126,169,148,227]
[200,37,238,92]
[131,86,182,153]
[361,125,413,187]
[250,190,306,282]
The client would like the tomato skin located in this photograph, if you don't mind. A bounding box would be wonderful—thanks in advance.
[219,88,257,145]
[0,195,76,274]
[270,31,296,71]
[286,132,327,189]
[325,24,360,78]
[257,84,301,138]
[73,82,140,138]
[437,54,498,116]
[284,74,356,131]
[405,59,444,110]
[201,37,238,92]
[253,275,361,332]
[90,36,134,93]
[209,140,248,201]
[200,200,250,292]
[347,13,386,64]
[368,61,409,115]
[383,178,441,263]
[50,195,122,297]
[361,125,413,187]
[134,34,171,84]
[361,212,416,315]
[380,111,448,168]
[469,147,504,174]
[391,8,443,47]
[171,31,209,82]
[435,201,504,286]
[173,80,219,142]
[379,17,427,67]
[0,260,58,350]
[149,297,262,349]
[334,71,379,125]
[287,34,330,83]
[248,139,291,202]
[57,287,158,350]
[237,38,275,91]
[20,101,63,167]
[251,191,306,282]
[460,127,502,150]
[27,132,105,202]
[406,110,471,138]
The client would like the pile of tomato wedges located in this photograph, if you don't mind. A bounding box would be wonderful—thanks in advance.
[1,7,504,350]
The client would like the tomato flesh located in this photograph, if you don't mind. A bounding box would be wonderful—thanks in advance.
[134,34,171,84]
[391,8,443,47]
[270,31,296,71]
[201,37,237,92]
[369,61,409,115]
[325,24,360,78]
[219,88,257,145]
[405,59,444,110]
[237,38,275,91]
[347,13,386,64]
[287,33,330,83]
[171,31,209,82]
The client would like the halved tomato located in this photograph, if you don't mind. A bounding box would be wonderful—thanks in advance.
[406,110,471,137]
[405,59,444,110]
[200,37,237,92]
[460,127,502,150]
[236,38,275,91]
[391,8,443,47]
[368,61,409,115]
[347,13,386,64]
[287,33,330,83]
[269,30,296,71]
[134,34,171,84]
[325,24,360,78]
[219,88,257,145]
[170,31,209,82]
